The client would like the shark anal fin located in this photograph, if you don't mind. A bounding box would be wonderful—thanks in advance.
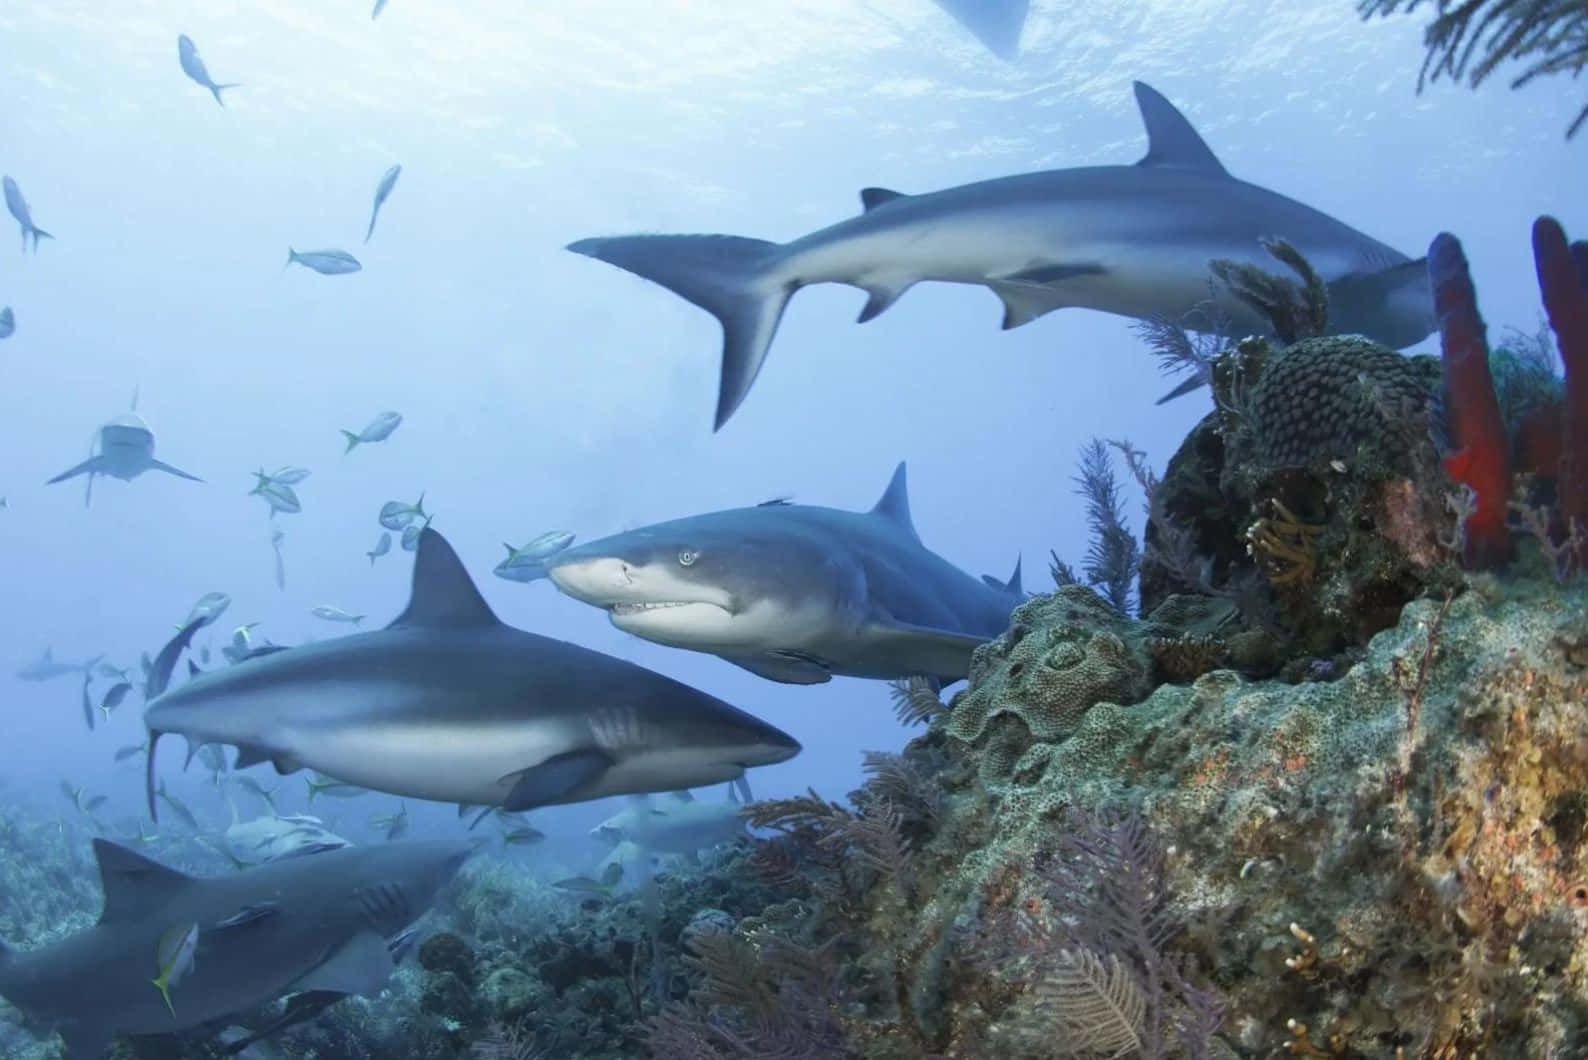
[501,748,614,811]
[289,931,395,996]
[989,281,1072,330]
[726,653,832,685]
[859,187,907,212]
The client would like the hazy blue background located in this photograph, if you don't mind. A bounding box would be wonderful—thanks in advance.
[0,0,1580,860]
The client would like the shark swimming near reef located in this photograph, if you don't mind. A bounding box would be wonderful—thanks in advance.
[46,396,202,506]
[143,527,801,818]
[567,80,1435,430]
[544,463,1025,685]
[0,837,470,1058]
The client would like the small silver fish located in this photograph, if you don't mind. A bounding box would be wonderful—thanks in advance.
[100,681,133,721]
[285,248,361,276]
[366,531,392,565]
[400,524,423,552]
[342,411,402,453]
[5,176,54,253]
[177,34,239,107]
[185,592,231,628]
[378,493,426,530]
[365,165,401,243]
[494,531,576,583]
[252,480,301,516]
[268,466,311,485]
[310,605,364,625]
[0,306,13,339]
[114,743,146,763]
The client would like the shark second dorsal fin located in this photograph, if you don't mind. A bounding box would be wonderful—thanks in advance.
[389,528,501,629]
[93,839,192,923]
[860,187,906,212]
[869,462,919,542]
[1132,81,1227,176]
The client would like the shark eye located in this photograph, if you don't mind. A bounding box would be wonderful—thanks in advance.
[677,549,698,567]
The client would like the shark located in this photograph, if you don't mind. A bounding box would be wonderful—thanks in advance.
[4,175,53,253]
[0,837,471,1058]
[143,526,801,819]
[931,0,1029,60]
[15,647,101,683]
[567,80,1435,430]
[544,462,1024,685]
[46,397,203,506]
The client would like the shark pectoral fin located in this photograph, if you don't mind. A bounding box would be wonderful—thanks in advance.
[214,901,279,929]
[724,653,832,685]
[45,454,107,485]
[859,187,907,212]
[988,281,1072,329]
[858,620,989,680]
[149,459,204,483]
[501,748,615,811]
[93,838,193,923]
[290,931,395,996]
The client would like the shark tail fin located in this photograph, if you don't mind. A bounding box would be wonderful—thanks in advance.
[340,430,361,454]
[565,234,791,431]
[211,82,240,107]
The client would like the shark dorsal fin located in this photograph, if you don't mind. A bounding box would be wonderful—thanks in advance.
[389,527,501,628]
[860,187,907,212]
[1005,556,1023,595]
[93,838,191,923]
[869,462,919,542]
[1132,81,1228,176]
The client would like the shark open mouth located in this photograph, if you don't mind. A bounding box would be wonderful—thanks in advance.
[610,601,712,616]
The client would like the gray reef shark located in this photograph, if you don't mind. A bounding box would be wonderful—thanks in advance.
[567,80,1435,430]
[143,527,800,818]
[15,647,101,683]
[544,462,1024,684]
[46,401,203,506]
[932,0,1029,60]
[0,837,470,1058]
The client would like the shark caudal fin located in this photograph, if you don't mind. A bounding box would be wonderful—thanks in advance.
[566,234,789,431]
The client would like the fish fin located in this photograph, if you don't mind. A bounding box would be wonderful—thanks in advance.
[272,755,303,775]
[149,458,204,482]
[988,281,1072,329]
[93,838,192,922]
[45,454,108,485]
[934,0,1027,59]
[859,187,906,212]
[1155,370,1211,404]
[1132,81,1228,175]
[289,931,395,996]
[981,556,1023,596]
[339,429,362,453]
[389,528,502,628]
[565,234,790,431]
[725,653,832,685]
[868,461,920,542]
[856,278,915,323]
[500,748,616,811]
[733,776,753,803]
[1325,258,1435,348]
[857,618,989,680]
[998,263,1107,286]
[210,82,240,106]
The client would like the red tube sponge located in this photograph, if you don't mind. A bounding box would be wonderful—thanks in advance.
[1532,217,1588,564]
[1428,232,1512,569]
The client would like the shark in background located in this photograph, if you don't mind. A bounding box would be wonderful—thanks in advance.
[545,462,1025,685]
[45,395,203,506]
[0,837,470,1058]
[567,80,1436,430]
[144,527,801,817]
[15,647,102,683]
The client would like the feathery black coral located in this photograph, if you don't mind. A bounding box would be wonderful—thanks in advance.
[1208,237,1329,344]
[1360,0,1588,137]
[887,676,947,726]
[1076,438,1141,615]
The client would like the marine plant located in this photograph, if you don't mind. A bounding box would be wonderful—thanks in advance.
[1050,438,1142,615]
[1359,0,1588,137]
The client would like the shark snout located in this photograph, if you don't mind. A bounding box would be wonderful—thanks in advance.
[544,554,635,603]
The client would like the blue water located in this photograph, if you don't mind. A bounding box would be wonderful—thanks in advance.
[0,0,1579,1046]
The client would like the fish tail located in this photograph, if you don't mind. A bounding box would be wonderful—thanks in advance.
[283,247,299,272]
[151,975,176,1017]
[566,233,791,431]
[211,82,240,107]
[31,227,52,250]
[364,212,378,244]
[340,430,361,454]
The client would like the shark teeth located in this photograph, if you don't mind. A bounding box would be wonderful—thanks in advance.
[610,601,694,615]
